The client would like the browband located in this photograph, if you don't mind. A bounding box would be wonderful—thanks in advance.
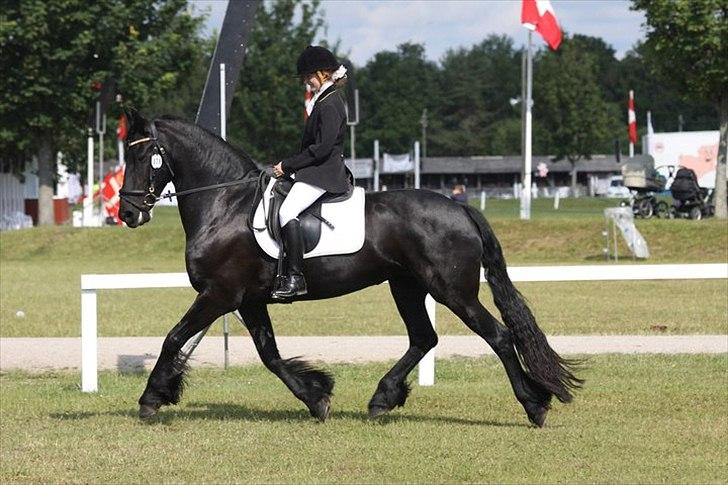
[128,137,152,147]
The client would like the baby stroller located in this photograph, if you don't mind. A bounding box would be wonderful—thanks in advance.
[622,159,668,218]
[670,167,714,220]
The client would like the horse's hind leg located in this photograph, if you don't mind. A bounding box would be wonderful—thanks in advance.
[445,296,552,426]
[238,303,334,421]
[368,277,438,418]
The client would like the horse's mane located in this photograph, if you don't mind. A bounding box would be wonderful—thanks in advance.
[159,115,262,176]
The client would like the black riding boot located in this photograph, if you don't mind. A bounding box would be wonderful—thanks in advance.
[272,219,307,300]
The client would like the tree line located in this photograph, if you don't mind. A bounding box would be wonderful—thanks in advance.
[1,0,724,223]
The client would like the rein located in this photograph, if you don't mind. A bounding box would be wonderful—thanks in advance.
[119,121,262,212]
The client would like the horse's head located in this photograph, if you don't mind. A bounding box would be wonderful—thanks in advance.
[119,108,175,228]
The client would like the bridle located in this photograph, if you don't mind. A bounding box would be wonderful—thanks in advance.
[119,120,260,213]
[118,121,176,212]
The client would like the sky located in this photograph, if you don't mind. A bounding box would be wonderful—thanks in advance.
[191,0,646,66]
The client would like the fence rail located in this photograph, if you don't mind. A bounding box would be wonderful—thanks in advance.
[80,263,728,392]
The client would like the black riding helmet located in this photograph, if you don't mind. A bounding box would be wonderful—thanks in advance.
[296,45,339,76]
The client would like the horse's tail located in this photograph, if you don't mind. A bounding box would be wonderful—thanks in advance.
[462,205,583,403]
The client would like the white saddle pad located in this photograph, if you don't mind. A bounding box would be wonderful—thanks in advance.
[252,178,366,259]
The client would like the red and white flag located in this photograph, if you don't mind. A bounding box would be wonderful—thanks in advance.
[628,90,637,144]
[521,0,562,50]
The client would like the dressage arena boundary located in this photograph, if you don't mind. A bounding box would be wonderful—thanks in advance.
[80,263,728,392]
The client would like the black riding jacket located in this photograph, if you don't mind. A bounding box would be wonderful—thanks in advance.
[281,84,350,194]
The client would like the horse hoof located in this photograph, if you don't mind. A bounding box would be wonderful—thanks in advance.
[309,396,331,422]
[526,405,548,428]
[368,405,390,419]
[139,404,160,420]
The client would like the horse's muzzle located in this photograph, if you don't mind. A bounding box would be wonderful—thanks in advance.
[120,205,151,228]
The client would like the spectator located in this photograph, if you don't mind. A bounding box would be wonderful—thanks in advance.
[450,184,468,204]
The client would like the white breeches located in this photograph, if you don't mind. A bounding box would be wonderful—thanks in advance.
[279,181,326,226]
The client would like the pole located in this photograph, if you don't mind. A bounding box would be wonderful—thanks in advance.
[96,102,106,221]
[373,139,380,191]
[223,314,229,370]
[350,125,356,163]
[219,63,226,140]
[521,46,527,163]
[348,89,359,167]
[420,108,428,159]
[81,289,98,392]
[221,63,229,368]
[84,129,94,226]
[520,31,533,220]
[414,141,420,189]
[99,118,106,218]
[117,138,124,166]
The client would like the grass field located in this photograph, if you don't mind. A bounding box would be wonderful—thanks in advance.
[1,355,726,483]
[1,202,726,337]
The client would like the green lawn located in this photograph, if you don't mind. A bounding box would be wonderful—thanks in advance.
[1,355,726,483]
[1,203,726,337]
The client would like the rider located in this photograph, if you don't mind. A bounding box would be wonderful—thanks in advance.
[271,46,350,300]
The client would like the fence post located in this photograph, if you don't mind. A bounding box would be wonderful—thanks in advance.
[81,289,98,392]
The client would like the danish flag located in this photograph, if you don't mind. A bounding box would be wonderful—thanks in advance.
[521,0,563,50]
[628,90,637,144]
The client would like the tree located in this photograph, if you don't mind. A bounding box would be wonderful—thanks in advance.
[356,43,439,156]
[631,0,727,218]
[431,35,521,156]
[228,0,325,163]
[534,35,613,192]
[0,0,204,225]
[147,35,217,121]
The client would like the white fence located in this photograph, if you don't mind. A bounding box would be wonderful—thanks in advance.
[80,263,728,392]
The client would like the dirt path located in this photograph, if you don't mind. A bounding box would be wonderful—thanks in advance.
[1,335,726,372]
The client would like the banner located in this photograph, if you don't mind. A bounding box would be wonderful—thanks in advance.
[345,158,373,179]
[382,153,413,173]
[645,131,719,188]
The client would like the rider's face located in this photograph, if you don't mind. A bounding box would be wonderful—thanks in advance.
[303,73,321,92]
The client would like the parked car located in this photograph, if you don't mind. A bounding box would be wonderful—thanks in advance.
[606,176,631,198]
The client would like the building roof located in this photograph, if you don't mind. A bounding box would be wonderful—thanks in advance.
[420,154,652,174]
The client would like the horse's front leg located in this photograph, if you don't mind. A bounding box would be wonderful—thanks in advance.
[138,292,230,418]
[238,303,334,421]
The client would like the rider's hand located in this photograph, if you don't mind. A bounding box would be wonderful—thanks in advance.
[272,162,284,178]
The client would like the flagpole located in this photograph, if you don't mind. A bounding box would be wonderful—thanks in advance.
[521,30,533,220]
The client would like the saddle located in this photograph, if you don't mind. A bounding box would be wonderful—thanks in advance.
[264,176,354,253]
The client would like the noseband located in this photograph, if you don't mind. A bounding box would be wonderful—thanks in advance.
[119,120,263,214]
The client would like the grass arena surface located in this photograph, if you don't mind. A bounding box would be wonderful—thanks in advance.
[1,355,726,483]
[1,203,726,337]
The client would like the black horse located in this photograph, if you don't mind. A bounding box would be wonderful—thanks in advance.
[118,109,581,426]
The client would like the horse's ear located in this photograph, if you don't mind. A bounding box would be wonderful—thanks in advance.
[123,105,147,134]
